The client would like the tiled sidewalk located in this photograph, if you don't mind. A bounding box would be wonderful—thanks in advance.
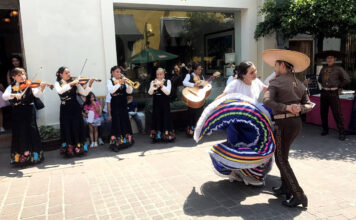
[0,124,355,220]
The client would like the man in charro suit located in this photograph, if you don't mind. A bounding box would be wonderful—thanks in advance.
[317,51,350,140]
[263,49,314,208]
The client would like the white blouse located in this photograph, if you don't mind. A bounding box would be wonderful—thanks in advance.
[54,81,91,96]
[148,79,171,96]
[2,84,44,101]
[224,78,267,101]
[106,78,133,95]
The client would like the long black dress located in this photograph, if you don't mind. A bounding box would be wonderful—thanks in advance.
[4,84,44,165]
[57,81,88,157]
[109,79,134,150]
[149,80,175,142]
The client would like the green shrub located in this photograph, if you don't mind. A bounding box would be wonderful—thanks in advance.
[39,126,60,141]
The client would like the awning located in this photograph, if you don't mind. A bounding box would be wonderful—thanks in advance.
[164,19,187,38]
[114,14,143,42]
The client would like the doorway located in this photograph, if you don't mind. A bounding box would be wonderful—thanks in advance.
[0,4,23,130]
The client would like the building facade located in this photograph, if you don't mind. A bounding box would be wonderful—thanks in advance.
[1,0,276,126]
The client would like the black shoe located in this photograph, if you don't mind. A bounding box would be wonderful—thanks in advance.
[339,134,346,141]
[282,194,308,208]
[321,130,329,136]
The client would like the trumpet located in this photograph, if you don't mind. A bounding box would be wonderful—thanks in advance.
[152,79,165,89]
[113,76,140,89]
[116,76,140,89]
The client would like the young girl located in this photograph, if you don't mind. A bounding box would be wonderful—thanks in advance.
[148,68,175,142]
[2,68,47,165]
[55,66,95,157]
[107,66,134,152]
[83,92,102,147]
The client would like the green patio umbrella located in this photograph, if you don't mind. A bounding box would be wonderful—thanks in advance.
[129,48,178,64]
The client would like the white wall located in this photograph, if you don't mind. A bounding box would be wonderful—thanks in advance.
[19,0,108,126]
[19,0,272,126]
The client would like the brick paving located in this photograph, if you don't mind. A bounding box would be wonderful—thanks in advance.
[0,123,355,220]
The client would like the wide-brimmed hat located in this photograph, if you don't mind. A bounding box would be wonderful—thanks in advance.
[262,49,310,73]
[315,50,345,59]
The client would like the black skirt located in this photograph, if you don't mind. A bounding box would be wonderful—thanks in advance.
[10,104,44,165]
[150,94,175,142]
[110,95,132,137]
[59,97,87,156]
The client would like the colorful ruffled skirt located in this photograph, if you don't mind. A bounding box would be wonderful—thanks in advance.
[194,93,275,184]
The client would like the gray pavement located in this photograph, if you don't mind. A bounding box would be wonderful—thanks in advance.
[0,123,356,220]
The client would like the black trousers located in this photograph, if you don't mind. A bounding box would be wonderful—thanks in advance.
[320,90,344,133]
[274,117,305,200]
[187,107,203,128]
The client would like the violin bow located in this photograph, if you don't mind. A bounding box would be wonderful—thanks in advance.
[78,58,88,80]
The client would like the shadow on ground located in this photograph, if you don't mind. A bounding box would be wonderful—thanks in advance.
[0,131,225,179]
[183,176,304,219]
[291,123,356,162]
[1,122,356,180]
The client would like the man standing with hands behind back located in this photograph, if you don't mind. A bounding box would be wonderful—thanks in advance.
[318,51,350,140]
[263,49,314,208]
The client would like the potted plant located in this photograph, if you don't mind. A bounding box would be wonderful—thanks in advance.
[39,125,61,151]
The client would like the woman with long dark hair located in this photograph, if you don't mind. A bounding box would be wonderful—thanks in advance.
[107,66,134,152]
[182,63,205,137]
[216,61,268,100]
[2,68,48,165]
[7,55,24,85]
[54,66,95,157]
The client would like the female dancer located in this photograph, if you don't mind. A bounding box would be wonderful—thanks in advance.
[55,67,94,157]
[107,66,134,152]
[182,63,205,137]
[2,68,48,165]
[148,68,175,142]
[196,61,273,186]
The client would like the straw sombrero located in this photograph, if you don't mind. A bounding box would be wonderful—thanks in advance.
[262,49,310,73]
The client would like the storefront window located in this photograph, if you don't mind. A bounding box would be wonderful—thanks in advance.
[113,8,235,96]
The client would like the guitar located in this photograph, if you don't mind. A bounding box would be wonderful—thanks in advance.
[182,71,221,108]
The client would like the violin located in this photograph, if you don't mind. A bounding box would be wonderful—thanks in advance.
[73,77,101,85]
[12,80,54,92]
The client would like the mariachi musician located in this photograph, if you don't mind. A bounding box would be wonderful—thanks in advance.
[55,66,95,157]
[317,51,350,140]
[148,68,175,142]
[2,67,51,165]
[107,66,134,151]
[182,63,205,137]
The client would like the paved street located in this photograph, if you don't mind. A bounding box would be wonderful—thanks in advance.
[0,123,356,220]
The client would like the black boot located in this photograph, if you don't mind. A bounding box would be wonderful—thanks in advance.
[272,186,292,200]
[339,133,346,141]
[282,193,308,208]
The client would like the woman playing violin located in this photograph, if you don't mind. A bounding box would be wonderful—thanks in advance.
[107,65,134,152]
[2,67,48,166]
[55,66,95,157]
